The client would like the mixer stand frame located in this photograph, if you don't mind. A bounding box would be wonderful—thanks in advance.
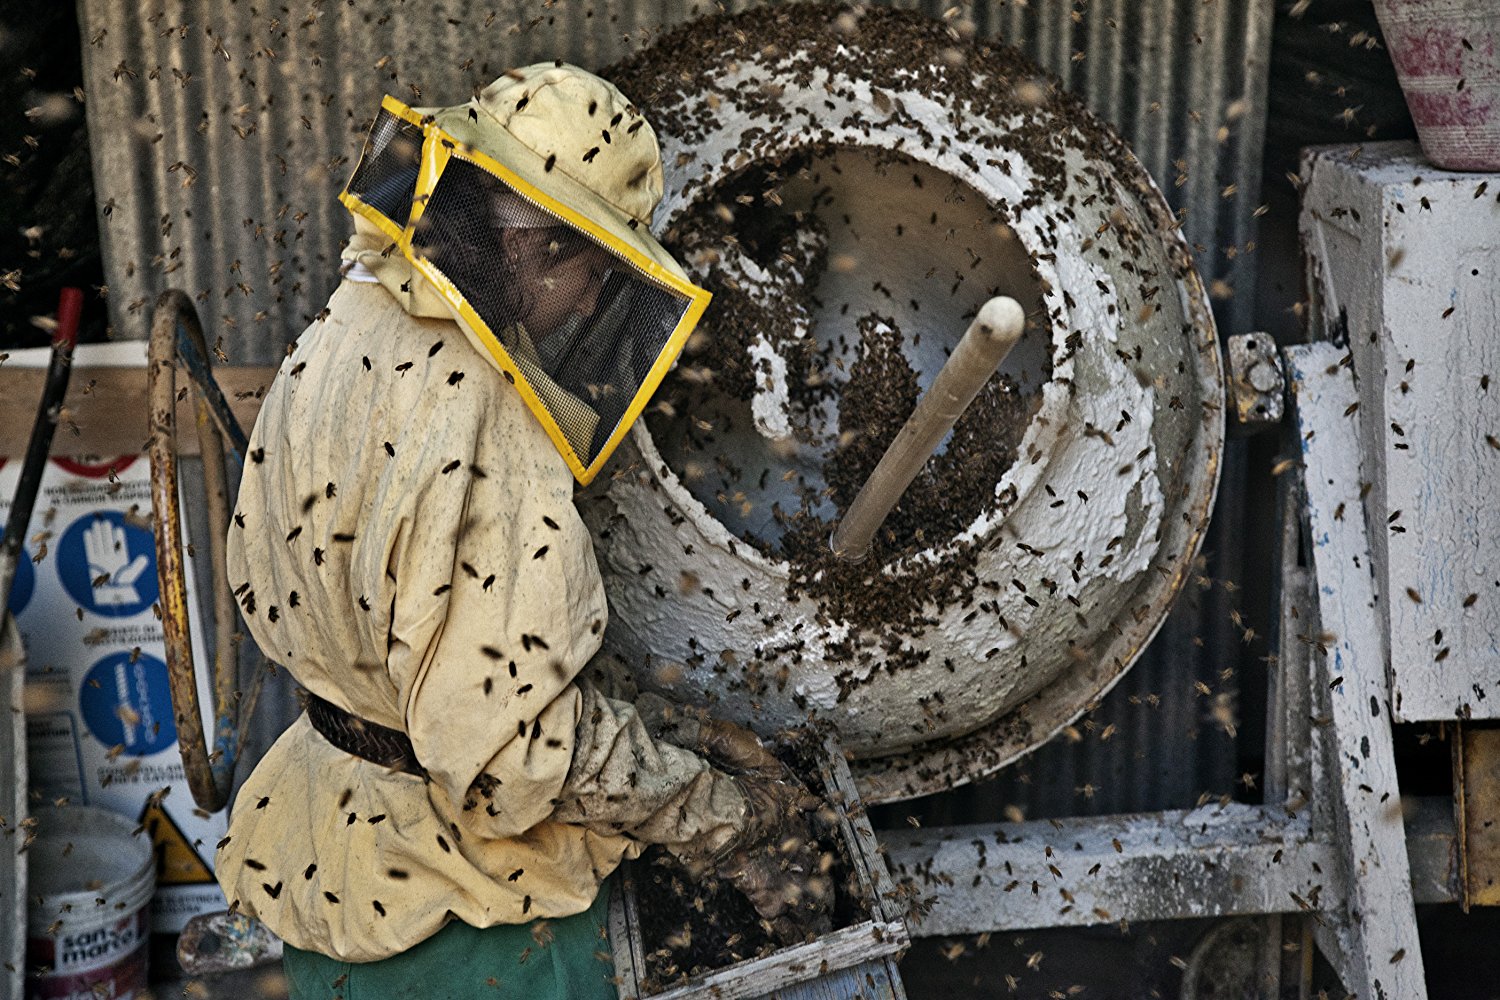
[877,340,1441,999]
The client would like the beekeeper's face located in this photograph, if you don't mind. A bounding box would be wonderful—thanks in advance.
[502,228,614,343]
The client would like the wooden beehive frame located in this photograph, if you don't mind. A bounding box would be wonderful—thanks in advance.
[610,740,909,1000]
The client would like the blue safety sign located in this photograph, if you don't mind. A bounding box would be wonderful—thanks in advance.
[4,536,34,616]
[56,511,159,618]
[78,650,177,756]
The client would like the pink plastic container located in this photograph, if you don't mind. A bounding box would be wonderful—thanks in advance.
[1375,0,1500,170]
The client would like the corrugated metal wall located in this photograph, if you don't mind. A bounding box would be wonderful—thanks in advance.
[980,0,1271,339]
[78,0,1272,817]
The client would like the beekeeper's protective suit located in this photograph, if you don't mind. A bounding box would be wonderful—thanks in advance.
[218,64,821,999]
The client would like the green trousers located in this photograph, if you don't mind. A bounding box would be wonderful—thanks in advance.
[282,885,616,1000]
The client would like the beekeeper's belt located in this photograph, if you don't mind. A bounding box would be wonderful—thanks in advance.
[305,691,425,778]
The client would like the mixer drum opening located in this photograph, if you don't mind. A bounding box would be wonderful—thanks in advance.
[593,5,1224,803]
[648,145,1051,578]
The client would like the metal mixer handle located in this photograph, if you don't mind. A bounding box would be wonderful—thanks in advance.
[829,296,1025,563]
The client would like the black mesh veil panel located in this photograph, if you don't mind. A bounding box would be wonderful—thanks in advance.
[409,157,692,467]
[345,108,425,228]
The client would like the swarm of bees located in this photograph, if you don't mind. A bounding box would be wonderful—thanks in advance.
[589,0,1227,810]
[28,0,1478,995]
[632,737,860,991]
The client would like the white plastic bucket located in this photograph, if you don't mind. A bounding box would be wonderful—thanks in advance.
[25,805,155,1000]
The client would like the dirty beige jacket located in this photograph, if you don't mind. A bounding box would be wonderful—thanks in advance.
[218,278,746,962]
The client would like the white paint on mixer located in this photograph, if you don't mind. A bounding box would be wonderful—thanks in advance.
[590,42,1221,801]
[746,334,794,440]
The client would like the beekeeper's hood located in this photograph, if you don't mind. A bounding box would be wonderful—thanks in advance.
[339,63,710,484]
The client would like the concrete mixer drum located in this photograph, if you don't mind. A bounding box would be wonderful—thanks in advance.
[591,6,1224,803]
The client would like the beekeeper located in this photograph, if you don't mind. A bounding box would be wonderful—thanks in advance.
[218,63,826,999]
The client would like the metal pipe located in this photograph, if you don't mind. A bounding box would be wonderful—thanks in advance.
[829,296,1025,562]
[1,288,81,613]
[194,388,243,772]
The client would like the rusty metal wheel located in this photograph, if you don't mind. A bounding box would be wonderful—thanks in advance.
[147,289,253,813]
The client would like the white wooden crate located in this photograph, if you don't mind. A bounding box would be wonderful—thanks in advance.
[610,741,908,1000]
[1301,141,1500,722]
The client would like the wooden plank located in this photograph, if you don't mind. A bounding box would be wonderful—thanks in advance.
[1,618,26,1000]
[1406,795,1460,906]
[1286,340,1426,1000]
[1267,470,1315,812]
[771,959,905,1000]
[820,743,910,936]
[0,361,276,459]
[609,877,647,1000]
[1456,724,1500,908]
[882,803,1337,937]
[881,800,1457,938]
[641,921,903,1000]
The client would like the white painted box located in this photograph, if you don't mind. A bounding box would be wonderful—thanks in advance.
[1301,141,1500,722]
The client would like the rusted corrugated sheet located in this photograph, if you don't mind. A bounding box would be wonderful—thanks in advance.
[983,0,1272,336]
[79,0,1269,360]
[78,0,1270,815]
[958,0,1270,818]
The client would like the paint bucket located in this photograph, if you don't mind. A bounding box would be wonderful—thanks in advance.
[25,805,155,1000]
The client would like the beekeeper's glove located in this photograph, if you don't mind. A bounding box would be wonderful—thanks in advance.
[711,771,835,943]
[635,695,785,778]
[552,684,833,939]
[634,694,836,940]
